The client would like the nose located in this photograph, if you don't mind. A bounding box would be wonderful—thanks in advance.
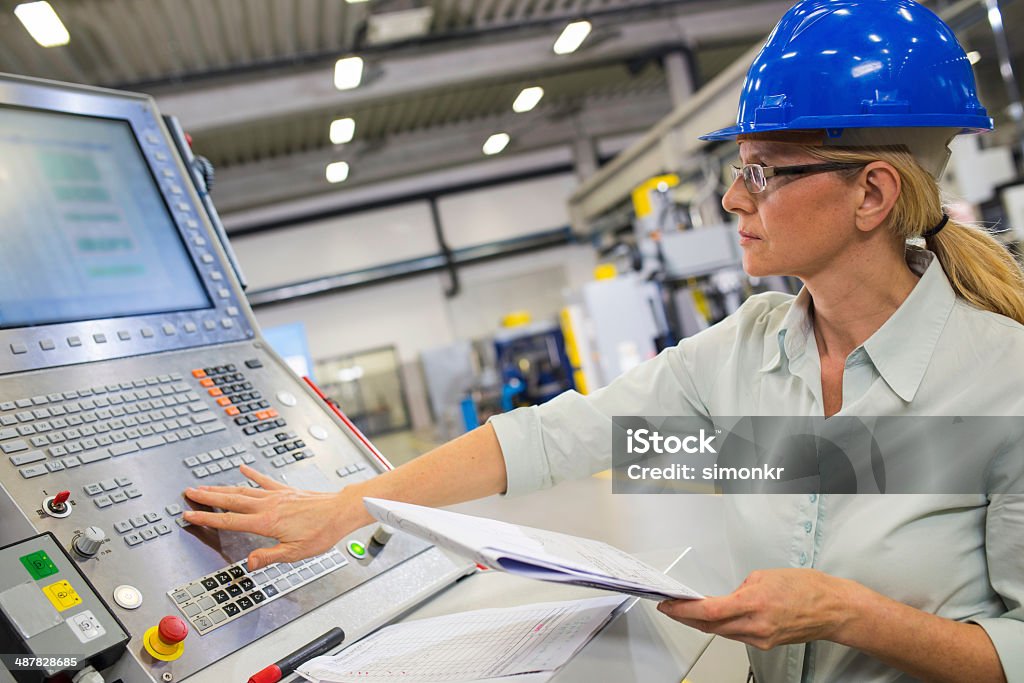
[722,173,755,217]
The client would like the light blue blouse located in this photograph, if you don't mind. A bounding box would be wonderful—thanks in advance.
[491,249,1024,682]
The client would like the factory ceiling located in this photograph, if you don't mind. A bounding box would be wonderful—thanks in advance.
[0,0,1020,232]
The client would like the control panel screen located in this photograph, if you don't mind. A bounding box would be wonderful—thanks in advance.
[0,106,211,329]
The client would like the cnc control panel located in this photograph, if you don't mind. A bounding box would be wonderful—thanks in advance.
[0,73,472,682]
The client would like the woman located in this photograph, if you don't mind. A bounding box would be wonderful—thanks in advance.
[184,1,1024,681]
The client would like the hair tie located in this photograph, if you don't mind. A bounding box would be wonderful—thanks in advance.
[923,213,949,238]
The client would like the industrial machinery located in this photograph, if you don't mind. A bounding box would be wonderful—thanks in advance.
[0,74,473,683]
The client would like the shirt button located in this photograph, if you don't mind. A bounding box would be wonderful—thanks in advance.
[804,521,813,534]
[809,494,818,503]
[799,552,808,566]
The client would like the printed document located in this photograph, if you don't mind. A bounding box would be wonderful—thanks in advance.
[296,596,625,683]
[363,498,702,601]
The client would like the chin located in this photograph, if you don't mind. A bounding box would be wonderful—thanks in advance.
[741,254,775,278]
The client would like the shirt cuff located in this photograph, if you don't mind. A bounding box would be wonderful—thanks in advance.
[488,407,550,497]
[974,617,1024,683]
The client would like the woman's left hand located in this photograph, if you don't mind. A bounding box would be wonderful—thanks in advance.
[657,569,861,650]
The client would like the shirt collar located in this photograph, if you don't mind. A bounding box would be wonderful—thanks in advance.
[760,250,956,403]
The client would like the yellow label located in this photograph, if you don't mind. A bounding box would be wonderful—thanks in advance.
[43,580,81,611]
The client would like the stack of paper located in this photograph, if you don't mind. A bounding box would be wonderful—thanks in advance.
[363,498,702,601]
[297,596,626,683]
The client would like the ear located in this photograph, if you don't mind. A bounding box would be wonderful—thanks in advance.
[854,161,901,233]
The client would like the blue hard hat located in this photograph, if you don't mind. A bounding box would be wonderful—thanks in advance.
[701,0,993,141]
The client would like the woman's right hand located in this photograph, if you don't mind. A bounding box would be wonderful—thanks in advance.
[182,464,372,570]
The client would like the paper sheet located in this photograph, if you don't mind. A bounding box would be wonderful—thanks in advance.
[364,498,702,600]
[296,596,627,683]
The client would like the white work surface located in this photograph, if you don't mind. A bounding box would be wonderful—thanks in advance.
[390,474,740,682]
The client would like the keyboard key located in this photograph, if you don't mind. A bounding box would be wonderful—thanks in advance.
[172,589,191,604]
[115,476,131,487]
[262,584,279,598]
[144,512,161,523]
[124,533,143,546]
[239,578,254,591]
[237,596,254,610]
[165,503,183,516]
[19,464,48,478]
[223,603,240,617]
[212,590,229,604]
[109,443,138,457]
[140,528,157,541]
[216,572,231,585]
[79,450,110,464]
[154,523,172,535]
[94,496,112,508]
[251,590,266,604]
[226,585,242,597]
[201,577,218,592]
[210,609,227,624]
[109,491,127,503]
[138,436,164,450]
[124,487,142,498]
[1,440,28,454]
[10,450,45,466]
[114,520,132,534]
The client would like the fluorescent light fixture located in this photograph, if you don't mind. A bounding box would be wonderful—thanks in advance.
[346,0,370,3]
[482,133,510,156]
[553,20,591,55]
[14,1,70,47]
[330,117,356,144]
[325,161,350,183]
[512,86,544,113]
[966,50,981,65]
[337,366,364,381]
[334,56,364,90]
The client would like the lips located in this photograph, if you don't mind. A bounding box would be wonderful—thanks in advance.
[738,230,762,241]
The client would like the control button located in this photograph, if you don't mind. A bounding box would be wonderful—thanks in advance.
[39,339,56,351]
[262,584,279,598]
[172,589,191,604]
[244,359,263,369]
[309,425,329,441]
[93,334,106,344]
[114,520,132,534]
[109,491,128,504]
[239,578,254,591]
[43,580,82,611]
[154,523,172,535]
[371,524,395,547]
[220,319,234,329]
[140,528,158,541]
[143,616,187,662]
[113,585,143,610]
[182,603,201,617]
[251,590,266,604]
[140,327,154,338]
[237,596,254,610]
[226,584,242,598]
[183,322,197,333]
[223,603,240,617]
[94,496,112,509]
[201,578,218,591]
[346,540,367,560]
[165,503,183,516]
[83,483,103,496]
[19,550,58,580]
[162,324,176,336]
[277,392,298,407]
[227,306,239,316]
[67,336,82,347]
[228,565,245,579]
[10,343,27,355]
[210,609,227,624]
[212,590,229,604]
[203,320,217,331]
[197,596,215,610]
[72,526,107,557]
[215,572,231,585]
[144,512,161,523]
[217,288,230,299]
[118,331,131,341]
[43,491,72,518]
[200,253,214,264]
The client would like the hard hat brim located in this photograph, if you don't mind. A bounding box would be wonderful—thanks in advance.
[700,115,993,142]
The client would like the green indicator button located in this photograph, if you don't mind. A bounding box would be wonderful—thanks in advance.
[20,550,58,580]
[346,541,367,559]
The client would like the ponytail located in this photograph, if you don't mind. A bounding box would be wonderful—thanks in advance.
[804,144,1024,325]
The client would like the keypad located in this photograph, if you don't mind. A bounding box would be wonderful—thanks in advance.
[0,373,228,480]
[168,550,347,634]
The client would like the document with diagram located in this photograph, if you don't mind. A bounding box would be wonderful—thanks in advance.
[363,498,702,601]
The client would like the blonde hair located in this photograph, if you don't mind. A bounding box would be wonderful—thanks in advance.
[803,144,1024,325]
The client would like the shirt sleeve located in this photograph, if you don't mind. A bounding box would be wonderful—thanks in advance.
[974,493,1024,683]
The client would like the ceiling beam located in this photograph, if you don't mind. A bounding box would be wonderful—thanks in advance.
[154,1,790,134]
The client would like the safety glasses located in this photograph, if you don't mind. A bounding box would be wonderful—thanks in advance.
[731,162,867,194]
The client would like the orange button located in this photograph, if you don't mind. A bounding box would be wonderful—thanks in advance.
[216,397,232,406]
[192,369,206,378]
[200,378,215,387]
[226,407,240,416]
[208,388,223,397]
[255,410,270,421]
[267,409,279,418]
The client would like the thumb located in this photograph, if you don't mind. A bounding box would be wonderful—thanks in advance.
[247,545,293,571]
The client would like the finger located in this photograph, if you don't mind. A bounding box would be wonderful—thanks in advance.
[248,544,301,571]
[182,509,261,533]
[658,595,750,622]
[183,488,264,513]
[240,464,286,490]
[194,485,272,498]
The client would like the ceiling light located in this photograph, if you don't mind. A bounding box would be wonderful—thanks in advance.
[966,50,981,65]
[334,56,364,90]
[330,118,356,144]
[14,2,70,47]
[553,20,591,55]
[512,86,544,113]
[482,133,510,156]
[326,161,350,183]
